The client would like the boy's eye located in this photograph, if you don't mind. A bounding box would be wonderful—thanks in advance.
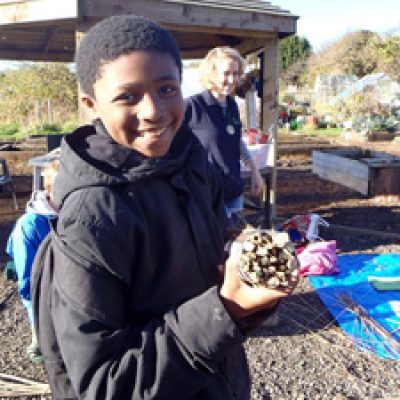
[159,85,179,97]
[116,92,139,103]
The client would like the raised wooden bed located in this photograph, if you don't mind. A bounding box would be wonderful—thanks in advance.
[312,147,400,196]
[343,130,397,142]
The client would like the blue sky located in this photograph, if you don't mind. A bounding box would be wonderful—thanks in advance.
[276,0,400,50]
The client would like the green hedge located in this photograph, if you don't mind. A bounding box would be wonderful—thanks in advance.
[0,119,80,140]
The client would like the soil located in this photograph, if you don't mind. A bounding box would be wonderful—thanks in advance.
[0,135,399,399]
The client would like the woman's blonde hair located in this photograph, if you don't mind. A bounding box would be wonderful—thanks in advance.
[198,46,246,90]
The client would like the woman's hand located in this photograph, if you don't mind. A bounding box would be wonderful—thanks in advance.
[219,244,299,321]
[249,166,263,196]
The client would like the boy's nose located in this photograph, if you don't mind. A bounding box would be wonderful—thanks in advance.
[137,94,163,121]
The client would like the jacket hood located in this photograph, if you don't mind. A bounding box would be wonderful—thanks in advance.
[54,120,198,207]
[26,190,58,216]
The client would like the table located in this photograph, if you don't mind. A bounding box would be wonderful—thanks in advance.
[241,166,273,228]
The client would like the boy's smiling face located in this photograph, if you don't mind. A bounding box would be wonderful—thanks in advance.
[82,51,184,158]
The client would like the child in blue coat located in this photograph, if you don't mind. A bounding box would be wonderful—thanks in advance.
[6,165,58,363]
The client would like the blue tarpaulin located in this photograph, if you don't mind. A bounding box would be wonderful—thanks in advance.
[308,254,400,360]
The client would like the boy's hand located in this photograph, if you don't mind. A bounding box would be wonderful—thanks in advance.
[219,244,299,321]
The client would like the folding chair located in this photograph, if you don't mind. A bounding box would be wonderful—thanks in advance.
[0,158,18,210]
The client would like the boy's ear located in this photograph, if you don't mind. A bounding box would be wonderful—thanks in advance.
[81,95,99,120]
[81,95,96,111]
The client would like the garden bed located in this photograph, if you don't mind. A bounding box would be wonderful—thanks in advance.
[312,147,400,196]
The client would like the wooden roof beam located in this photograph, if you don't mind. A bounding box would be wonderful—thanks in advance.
[167,23,278,39]
[79,0,296,36]
[0,48,73,62]
[42,26,57,53]
[236,37,273,56]
[215,34,241,48]
[164,0,294,15]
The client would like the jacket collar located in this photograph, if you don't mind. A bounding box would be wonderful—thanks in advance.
[92,119,134,169]
[201,90,235,109]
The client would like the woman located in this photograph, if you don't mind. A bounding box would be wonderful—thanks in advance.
[185,46,263,221]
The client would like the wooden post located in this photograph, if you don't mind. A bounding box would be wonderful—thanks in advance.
[261,38,279,220]
[245,83,257,129]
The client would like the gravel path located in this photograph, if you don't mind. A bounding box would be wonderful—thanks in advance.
[0,144,399,399]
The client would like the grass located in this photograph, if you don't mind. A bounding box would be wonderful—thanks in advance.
[279,126,342,137]
[0,120,79,141]
[0,123,343,141]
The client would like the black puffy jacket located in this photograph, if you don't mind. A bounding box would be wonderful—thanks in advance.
[32,120,250,399]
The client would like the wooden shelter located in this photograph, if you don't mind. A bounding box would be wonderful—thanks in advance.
[0,0,298,218]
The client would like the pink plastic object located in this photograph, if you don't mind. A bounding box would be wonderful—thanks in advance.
[297,240,339,276]
[258,133,269,144]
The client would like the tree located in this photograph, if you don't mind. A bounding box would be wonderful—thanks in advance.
[306,30,380,86]
[280,35,312,72]
[280,57,310,87]
[279,35,312,87]
[373,35,400,82]
[0,63,78,126]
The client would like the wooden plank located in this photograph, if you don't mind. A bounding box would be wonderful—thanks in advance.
[0,48,73,61]
[320,147,362,158]
[370,149,398,158]
[312,151,369,195]
[0,0,77,25]
[0,19,75,60]
[313,149,400,196]
[313,168,369,195]
[42,25,57,52]
[165,23,274,38]
[163,0,295,15]
[313,151,369,179]
[80,0,297,35]
[362,158,400,168]
[370,168,400,195]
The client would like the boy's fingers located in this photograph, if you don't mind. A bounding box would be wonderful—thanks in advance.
[229,241,243,258]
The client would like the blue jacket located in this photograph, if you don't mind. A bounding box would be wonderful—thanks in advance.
[6,192,57,322]
[185,90,243,202]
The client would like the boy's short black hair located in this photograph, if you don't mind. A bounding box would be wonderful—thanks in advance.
[75,14,182,98]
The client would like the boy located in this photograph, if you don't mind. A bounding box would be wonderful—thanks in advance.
[33,15,297,399]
